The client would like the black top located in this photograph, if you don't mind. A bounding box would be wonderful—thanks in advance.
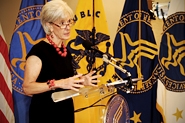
[26,41,75,123]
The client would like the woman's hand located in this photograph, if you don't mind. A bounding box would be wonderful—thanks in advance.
[81,71,102,87]
[55,74,85,91]
[55,72,101,91]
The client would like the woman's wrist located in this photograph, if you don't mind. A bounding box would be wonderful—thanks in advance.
[47,79,55,90]
[51,79,64,89]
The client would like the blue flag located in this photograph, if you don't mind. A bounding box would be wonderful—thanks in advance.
[9,0,49,123]
[113,0,162,122]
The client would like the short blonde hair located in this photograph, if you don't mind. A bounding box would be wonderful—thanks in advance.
[40,0,74,34]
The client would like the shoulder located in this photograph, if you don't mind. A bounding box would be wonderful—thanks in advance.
[32,41,48,49]
[26,41,48,59]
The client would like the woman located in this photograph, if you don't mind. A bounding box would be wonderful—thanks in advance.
[23,0,101,123]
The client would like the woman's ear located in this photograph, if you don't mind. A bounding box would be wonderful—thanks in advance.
[46,22,53,32]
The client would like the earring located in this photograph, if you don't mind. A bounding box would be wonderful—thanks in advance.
[51,34,54,38]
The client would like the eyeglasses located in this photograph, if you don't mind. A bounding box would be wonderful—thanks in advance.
[50,19,75,29]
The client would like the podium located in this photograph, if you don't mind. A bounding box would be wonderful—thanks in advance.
[52,78,142,123]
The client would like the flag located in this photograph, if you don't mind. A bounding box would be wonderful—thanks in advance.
[66,0,115,122]
[9,0,49,123]
[0,23,15,123]
[157,0,185,123]
[113,0,162,122]
[167,0,184,16]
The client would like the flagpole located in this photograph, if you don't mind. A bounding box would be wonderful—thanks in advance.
[93,0,95,29]
[137,0,143,90]
[92,0,95,46]
[138,0,141,67]
[91,0,96,72]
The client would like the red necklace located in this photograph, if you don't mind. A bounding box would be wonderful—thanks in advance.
[46,35,67,57]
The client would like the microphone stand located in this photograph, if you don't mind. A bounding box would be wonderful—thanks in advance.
[102,54,134,93]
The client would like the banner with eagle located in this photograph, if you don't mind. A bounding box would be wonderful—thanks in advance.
[113,0,162,122]
[66,0,115,122]
[156,0,185,122]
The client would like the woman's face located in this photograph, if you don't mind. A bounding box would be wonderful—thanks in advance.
[51,16,74,41]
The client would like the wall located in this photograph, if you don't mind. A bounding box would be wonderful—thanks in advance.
[0,0,172,47]
[0,0,124,46]
[0,0,22,46]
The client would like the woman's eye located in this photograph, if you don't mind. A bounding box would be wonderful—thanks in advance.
[60,22,64,25]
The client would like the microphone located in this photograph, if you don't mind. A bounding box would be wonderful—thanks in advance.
[103,54,134,92]
[102,54,127,74]
[82,39,93,50]
[82,39,104,55]
[82,40,117,62]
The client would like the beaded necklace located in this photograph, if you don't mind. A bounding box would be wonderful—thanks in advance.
[46,35,67,57]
